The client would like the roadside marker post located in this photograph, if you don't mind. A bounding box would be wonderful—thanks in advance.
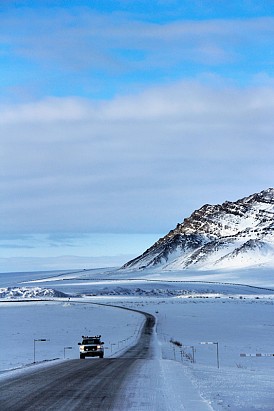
[110,343,116,353]
[200,342,220,368]
[64,346,73,359]
[33,339,50,363]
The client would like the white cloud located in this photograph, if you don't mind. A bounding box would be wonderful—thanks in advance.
[1,80,274,235]
[0,98,95,125]
[3,9,274,74]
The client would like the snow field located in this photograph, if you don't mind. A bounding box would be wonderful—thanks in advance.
[120,297,274,410]
[0,300,144,372]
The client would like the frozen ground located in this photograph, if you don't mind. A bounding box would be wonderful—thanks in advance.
[0,268,274,410]
[0,299,144,371]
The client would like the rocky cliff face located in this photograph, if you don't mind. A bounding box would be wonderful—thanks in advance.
[122,188,274,271]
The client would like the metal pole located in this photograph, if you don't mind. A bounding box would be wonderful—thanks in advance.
[64,347,72,359]
[216,342,220,369]
[200,342,219,368]
[33,339,48,364]
[192,346,195,364]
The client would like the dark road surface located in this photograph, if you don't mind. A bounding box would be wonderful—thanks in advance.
[0,311,155,410]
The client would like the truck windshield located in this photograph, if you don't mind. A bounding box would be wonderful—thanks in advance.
[82,339,100,344]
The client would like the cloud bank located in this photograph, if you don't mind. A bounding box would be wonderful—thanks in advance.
[1,80,274,236]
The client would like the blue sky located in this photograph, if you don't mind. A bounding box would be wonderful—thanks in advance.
[1,1,274,271]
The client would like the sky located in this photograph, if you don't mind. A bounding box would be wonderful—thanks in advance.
[1,0,274,272]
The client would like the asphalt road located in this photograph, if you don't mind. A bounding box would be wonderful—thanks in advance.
[0,311,155,411]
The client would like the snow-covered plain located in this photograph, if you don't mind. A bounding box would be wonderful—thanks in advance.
[1,268,274,410]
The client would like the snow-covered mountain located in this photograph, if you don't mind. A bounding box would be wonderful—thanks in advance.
[122,188,274,271]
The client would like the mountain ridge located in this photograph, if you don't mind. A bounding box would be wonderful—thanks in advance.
[122,188,274,271]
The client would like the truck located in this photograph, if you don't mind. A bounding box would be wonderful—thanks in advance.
[78,335,104,359]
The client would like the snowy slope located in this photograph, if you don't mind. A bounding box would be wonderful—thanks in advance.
[122,188,274,271]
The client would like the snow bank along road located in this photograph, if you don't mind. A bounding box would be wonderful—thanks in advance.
[0,305,212,411]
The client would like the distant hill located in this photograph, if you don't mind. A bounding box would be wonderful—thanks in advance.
[122,188,274,271]
[0,287,69,299]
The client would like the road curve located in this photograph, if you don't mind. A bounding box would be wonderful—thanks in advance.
[0,310,155,411]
